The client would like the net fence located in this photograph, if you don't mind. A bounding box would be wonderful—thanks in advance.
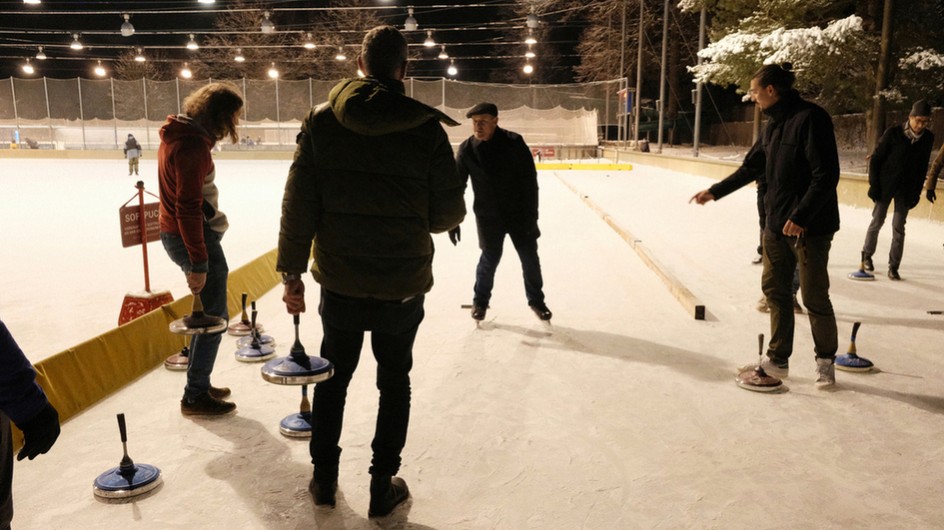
[0,77,624,158]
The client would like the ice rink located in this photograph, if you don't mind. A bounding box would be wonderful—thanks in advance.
[2,156,944,529]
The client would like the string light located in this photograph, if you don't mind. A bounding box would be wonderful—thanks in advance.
[120,14,134,37]
[94,60,107,77]
[22,58,35,75]
[526,8,540,28]
[180,62,193,79]
[303,33,316,49]
[423,30,435,47]
[335,47,347,61]
[447,60,457,76]
[261,11,275,34]
[438,45,448,60]
[404,7,418,31]
[234,48,245,62]
[523,63,534,74]
[525,29,537,45]
[35,46,46,60]
[134,47,146,62]
[186,34,199,50]
[267,63,279,78]
[70,34,83,50]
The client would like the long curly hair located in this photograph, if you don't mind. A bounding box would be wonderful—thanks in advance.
[182,82,243,144]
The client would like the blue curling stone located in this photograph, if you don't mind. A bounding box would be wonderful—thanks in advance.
[93,464,163,499]
[235,343,276,363]
[261,355,334,385]
[836,353,874,372]
[847,269,875,281]
[237,334,275,348]
[279,412,313,438]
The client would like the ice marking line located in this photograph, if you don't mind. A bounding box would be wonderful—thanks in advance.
[553,172,706,320]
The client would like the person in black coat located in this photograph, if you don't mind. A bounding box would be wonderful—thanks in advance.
[123,133,142,176]
[452,102,551,321]
[860,99,935,280]
[690,63,840,388]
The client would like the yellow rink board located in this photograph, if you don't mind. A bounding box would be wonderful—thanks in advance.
[537,162,633,171]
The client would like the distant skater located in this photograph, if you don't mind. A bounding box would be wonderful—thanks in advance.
[690,63,840,388]
[859,99,934,280]
[124,134,142,176]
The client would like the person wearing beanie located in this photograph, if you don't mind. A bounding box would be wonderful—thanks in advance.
[452,102,553,322]
[123,133,143,176]
[859,99,935,280]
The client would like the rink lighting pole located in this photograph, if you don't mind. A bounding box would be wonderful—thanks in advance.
[692,5,706,158]
[656,0,669,153]
[633,0,643,145]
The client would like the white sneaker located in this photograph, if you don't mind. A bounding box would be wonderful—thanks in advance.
[814,357,836,388]
[737,357,789,378]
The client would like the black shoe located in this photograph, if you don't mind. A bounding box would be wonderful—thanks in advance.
[180,392,236,416]
[471,305,487,321]
[863,256,874,271]
[368,475,410,518]
[888,268,901,281]
[529,302,552,321]
[308,477,337,507]
[208,385,231,399]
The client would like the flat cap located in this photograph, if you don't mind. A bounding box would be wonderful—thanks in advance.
[466,102,498,118]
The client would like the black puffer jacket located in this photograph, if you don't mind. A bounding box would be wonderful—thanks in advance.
[456,127,538,233]
[277,77,466,300]
[868,124,934,205]
[710,91,840,237]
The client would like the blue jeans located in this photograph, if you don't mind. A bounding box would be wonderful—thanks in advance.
[473,222,545,307]
[862,198,910,270]
[311,288,425,481]
[161,228,229,400]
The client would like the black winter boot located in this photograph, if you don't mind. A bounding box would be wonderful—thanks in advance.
[368,475,410,517]
[308,476,337,507]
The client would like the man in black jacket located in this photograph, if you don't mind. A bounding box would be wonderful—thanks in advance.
[860,99,935,280]
[690,63,840,388]
[452,102,551,322]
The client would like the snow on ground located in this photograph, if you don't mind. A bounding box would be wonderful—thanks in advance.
[2,156,944,529]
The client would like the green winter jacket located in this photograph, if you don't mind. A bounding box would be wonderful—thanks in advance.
[277,77,466,300]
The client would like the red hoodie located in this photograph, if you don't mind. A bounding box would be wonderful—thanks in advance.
[157,115,228,268]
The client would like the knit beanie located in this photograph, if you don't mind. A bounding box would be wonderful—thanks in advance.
[910,99,932,117]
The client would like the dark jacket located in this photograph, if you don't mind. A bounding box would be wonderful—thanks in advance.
[456,127,538,233]
[869,124,934,206]
[0,319,50,426]
[277,77,466,300]
[157,115,228,272]
[926,143,944,192]
[710,91,840,237]
[124,136,142,157]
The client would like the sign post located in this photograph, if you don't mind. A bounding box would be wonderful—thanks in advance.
[117,181,173,325]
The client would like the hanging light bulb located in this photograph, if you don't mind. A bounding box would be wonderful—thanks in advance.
[447,60,457,77]
[267,63,279,79]
[526,8,540,28]
[404,7,418,31]
[234,48,246,62]
[94,60,107,77]
[523,63,534,74]
[303,32,316,49]
[120,14,134,37]
[70,34,83,50]
[261,11,275,34]
[134,47,146,62]
[423,30,435,47]
[525,46,536,59]
[35,46,46,60]
[438,45,448,60]
[335,47,347,61]
[23,0,41,4]
[525,29,537,45]
[180,62,193,79]
[22,58,35,75]
[198,0,215,4]
[186,34,199,50]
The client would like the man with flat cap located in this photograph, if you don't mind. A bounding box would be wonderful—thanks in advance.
[859,99,935,280]
[451,102,552,322]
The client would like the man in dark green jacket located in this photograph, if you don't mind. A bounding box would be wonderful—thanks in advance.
[860,99,934,280]
[690,63,840,389]
[277,25,465,518]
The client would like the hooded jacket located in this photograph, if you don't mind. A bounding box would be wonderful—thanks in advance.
[277,77,466,300]
[868,123,934,205]
[710,90,840,237]
[157,115,228,271]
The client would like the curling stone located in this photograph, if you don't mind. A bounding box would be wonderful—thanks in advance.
[163,344,190,371]
[229,293,264,336]
[235,307,276,362]
[261,314,334,385]
[848,252,875,281]
[236,301,276,348]
[169,294,227,335]
[279,384,313,438]
[93,413,163,500]
[735,333,784,392]
[835,321,875,372]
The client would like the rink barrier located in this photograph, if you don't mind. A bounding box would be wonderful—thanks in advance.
[13,248,281,447]
[554,172,707,320]
[536,162,633,171]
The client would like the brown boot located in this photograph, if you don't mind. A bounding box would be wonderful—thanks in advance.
[368,475,409,517]
[208,386,231,399]
[180,392,236,416]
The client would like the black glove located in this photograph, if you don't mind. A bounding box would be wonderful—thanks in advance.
[927,188,937,204]
[16,402,60,461]
[867,187,880,202]
[448,226,461,246]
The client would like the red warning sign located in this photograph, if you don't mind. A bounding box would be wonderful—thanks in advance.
[120,203,160,248]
